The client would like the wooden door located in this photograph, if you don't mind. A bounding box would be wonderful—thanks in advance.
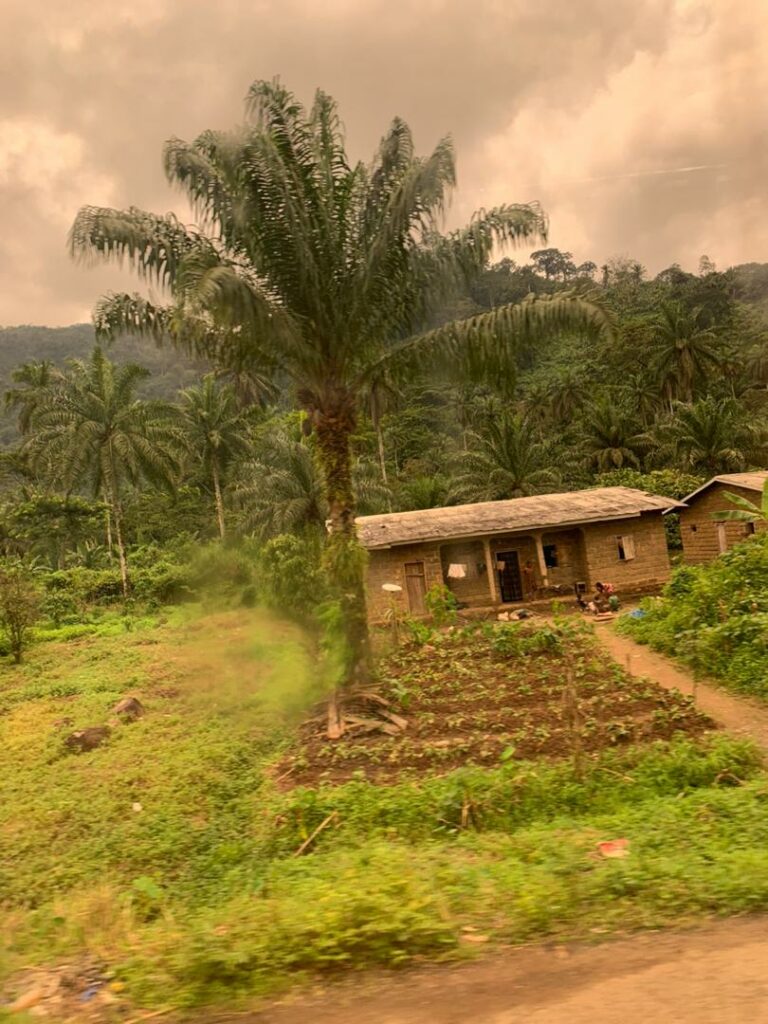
[716,523,728,554]
[496,550,523,603]
[404,561,427,615]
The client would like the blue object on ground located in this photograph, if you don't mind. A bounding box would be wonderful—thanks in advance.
[628,609,645,619]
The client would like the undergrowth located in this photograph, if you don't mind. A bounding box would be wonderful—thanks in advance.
[618,533,768,697]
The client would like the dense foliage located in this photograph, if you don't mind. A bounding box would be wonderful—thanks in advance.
[619,533,768,697]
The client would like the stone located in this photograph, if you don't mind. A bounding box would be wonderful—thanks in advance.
[112,697,144,722]
[63,726,111,753]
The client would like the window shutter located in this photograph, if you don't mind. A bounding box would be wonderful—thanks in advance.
[623,535,636,560]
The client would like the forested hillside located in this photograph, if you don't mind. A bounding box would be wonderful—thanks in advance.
[0,324,206,444]
[1,254,767,562]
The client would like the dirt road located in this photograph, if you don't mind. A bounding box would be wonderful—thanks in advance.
[240,916,768,1023]
[595,622,768,751]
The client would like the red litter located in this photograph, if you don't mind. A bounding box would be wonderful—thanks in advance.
[597,838,630,858]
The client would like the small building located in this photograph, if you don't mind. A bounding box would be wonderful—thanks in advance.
[678,472,768,563]
[357,486,680,620]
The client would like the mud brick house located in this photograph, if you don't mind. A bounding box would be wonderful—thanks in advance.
[677,472,768,563]
[357,486,681,620]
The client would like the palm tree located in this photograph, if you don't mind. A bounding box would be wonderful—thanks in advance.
[69,79,608,722]
[23,348,181,595]
[656,397,766,475]
[454,413,561,500]
[546,369,588,423]
[178,375,252,539]
[650,303,721,406]
[4,361,62,435]
[232,422,328,539]
[581,397,646,472]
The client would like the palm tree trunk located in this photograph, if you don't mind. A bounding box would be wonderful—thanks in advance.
[376,421,389,487]
[314,402,370,738]
[105,508,113,560]
[106,444,129,597]
[212,459,226,539]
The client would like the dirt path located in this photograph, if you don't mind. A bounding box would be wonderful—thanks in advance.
[230,916,768,1023]
[595,622,768,751]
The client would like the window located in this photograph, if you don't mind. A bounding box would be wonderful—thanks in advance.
[690,525,698,533]
[745,522,757,536]
[616,535,636,561]
[543,543,558,568]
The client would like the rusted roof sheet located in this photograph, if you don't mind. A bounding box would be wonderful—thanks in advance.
[356,487,683,550]
[680,472,768,505]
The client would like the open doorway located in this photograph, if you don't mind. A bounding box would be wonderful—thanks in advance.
[496,550,523,602]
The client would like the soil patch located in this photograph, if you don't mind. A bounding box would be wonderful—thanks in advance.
[289,622,714,785]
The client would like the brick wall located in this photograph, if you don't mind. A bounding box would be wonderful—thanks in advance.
[366,542,444,620]
[440,541,493,606]
[679,483,765,563]
[581,513,672,591]
[365,513,672,620]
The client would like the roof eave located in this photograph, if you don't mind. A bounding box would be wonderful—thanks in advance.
[360,507,672,551]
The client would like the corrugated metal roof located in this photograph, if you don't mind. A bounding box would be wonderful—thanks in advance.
[680,471,768,505]
[356,487,682,550]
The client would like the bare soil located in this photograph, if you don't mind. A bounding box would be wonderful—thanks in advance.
[228,915,768,1024]
[289,622,714,786]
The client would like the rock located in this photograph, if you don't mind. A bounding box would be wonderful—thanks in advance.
[64,726,111,753]
[112,697,144,721]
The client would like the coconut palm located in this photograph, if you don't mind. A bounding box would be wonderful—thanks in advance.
[178,375,252,538]
[650,303,722,406]
[69,79,608,722]
[23,348,181,595]
[454,413,561,500]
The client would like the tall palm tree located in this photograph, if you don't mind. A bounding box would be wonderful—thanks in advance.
[655,397,766,475]
[581,397,646,473]
[23,348,181,595]
[650,303,721,407]
[178,375,252,539]
[454,413,561,500]
[69,79,608,723]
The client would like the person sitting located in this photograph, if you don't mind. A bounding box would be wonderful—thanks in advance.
[588,582,610,614]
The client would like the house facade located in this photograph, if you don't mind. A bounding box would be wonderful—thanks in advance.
[678,472,768,563]
[357,486,679,620]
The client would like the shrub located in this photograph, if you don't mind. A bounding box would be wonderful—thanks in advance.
[424,583,459,627]
[619,533,768,696]
[0,564,41,663]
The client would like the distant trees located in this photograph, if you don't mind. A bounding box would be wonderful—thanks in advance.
[455,414,561,500]
[22,349,181,595]
[650,303,722,406]
[178,376,251,539]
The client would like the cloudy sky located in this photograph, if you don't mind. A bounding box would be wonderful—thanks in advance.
[1,0,766,326]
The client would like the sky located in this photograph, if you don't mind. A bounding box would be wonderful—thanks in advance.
[1,0,766,327]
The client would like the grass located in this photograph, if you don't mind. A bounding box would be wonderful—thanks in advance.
[2,608,768,1012]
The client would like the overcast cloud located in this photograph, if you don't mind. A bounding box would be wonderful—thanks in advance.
[0,0,765,326]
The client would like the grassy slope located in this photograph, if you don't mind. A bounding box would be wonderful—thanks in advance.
[2,609,768,1012]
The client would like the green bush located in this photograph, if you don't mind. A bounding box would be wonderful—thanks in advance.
[425,583,459,626]
[619,533,768,696]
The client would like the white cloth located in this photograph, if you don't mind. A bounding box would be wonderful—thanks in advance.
[447,563,467,579]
